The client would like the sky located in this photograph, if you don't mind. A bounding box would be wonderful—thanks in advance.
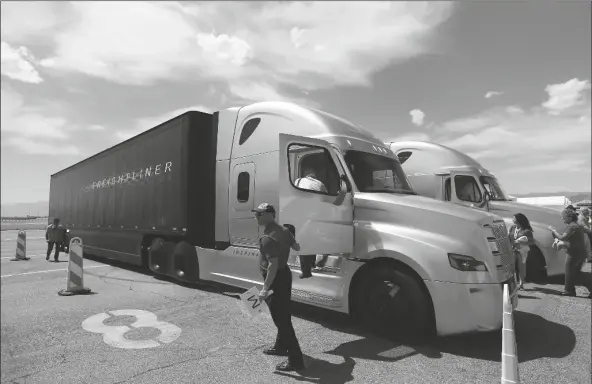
[1,1,591,204]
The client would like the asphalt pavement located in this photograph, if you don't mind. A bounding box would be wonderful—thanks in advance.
[1,230,590,384]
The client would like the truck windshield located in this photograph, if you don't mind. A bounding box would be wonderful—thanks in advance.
[480,176,510,201]
[344,150,416,194]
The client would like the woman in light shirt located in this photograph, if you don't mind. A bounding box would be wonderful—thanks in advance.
[508,213,535,289]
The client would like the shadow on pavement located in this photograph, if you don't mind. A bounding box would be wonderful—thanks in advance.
[433,310,576,363]
[274,356,356,384]
[81,253,577,366]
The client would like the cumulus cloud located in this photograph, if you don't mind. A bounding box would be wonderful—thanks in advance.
[485,91,503,99]
[409,109,425,127]
[0,86,81,155]
[542,77,591,115]
[6,1,454,97]
[1,41,43,83]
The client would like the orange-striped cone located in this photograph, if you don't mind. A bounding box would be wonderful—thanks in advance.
[10,231,30,261]
[58,237,91,296]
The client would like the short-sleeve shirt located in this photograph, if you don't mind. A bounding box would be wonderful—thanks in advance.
[46,224,65,243]
[258,223,296,276]
[508,225,534,252]
[561,222,588,257]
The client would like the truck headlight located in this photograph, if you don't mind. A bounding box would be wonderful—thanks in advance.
[448,253,488,272]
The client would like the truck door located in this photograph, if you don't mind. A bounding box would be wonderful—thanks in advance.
[450,172,488,210]
[278,133,354,255]
[229,162,259,247]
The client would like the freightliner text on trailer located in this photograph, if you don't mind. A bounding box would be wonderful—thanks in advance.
[49,101,518,340]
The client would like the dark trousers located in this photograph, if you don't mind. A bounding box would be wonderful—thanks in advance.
[299,255,316,277]
[47,242,60,260]
[564,253,592,293]
[263,267,303,364]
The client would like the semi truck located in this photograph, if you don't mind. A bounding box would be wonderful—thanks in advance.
[385,140,568,282]
[49,101,518,340]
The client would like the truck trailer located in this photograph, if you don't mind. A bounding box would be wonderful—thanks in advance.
[49,101,518,339]
[386,140,568,282]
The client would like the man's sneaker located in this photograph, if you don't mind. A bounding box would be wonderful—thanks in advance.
[275,359,305,372]
[299,273,312,279]
[46,255,49,261]
[263,347,288,356]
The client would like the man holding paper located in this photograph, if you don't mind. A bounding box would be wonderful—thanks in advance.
[253,203,305,372]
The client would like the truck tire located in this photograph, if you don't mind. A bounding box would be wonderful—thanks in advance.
[353,265,434,343]
[525,248,547,283]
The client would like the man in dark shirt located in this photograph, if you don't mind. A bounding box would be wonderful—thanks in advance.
[550,209,592,298]
[252,203,305,371]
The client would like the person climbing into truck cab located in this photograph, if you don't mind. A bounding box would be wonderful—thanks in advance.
[46,218,66,262]
[508,213,534,289]
[253,203,306,372]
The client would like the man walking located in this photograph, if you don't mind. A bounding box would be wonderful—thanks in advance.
[253,203,305,371]
[46,218,66,262]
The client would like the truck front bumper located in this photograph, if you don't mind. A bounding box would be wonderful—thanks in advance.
[424,278,519,337]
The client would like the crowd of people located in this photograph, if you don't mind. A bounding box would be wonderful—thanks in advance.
[509,205,592,299]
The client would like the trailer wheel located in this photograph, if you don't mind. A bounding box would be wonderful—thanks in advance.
[353,265,433,342]
[525,248,547,283]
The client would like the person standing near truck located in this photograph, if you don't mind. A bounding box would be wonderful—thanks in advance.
[253,203,305,371]
[45,218,66,262]
[577,208,591,262]
[508,213,535,289]
[550,209,592,298]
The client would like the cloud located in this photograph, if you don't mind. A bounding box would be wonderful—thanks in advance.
[8,1,454,98]
[409,109,425,127]
[87,125,106,131]
[542,77,591,115]
[1,137,80,156]
[1,86,67,139]
[115,104,214,141]
[484,91,503,99]
[432,93,591,177]
[0,41,43,83]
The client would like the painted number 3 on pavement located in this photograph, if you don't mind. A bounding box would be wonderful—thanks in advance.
[82,309,182,349]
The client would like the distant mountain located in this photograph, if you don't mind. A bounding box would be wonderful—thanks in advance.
[510,191,591,201]
[1,201,48,218]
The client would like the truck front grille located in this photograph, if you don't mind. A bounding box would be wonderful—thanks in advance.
[490,221,514,276]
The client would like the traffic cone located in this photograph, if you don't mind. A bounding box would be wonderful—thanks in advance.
[10,231,30,261]
[58,237,91,296]
[501,283,520,384]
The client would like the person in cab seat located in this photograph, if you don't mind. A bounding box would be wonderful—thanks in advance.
[294,167,328,193]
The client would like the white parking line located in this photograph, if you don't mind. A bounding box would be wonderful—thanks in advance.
[1,237,45,242]
[1,254,43,260]
[1,265,111,278]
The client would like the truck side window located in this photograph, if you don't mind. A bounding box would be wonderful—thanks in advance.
[237,172,250,202]
[288,144,340,196]
[444,178,451,201]
[397,151,412,164]
[454,175,482,203]
[239,118,261,145]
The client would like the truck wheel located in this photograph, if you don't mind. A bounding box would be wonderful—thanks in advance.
[525,248,546,283]
[353,265,434,343]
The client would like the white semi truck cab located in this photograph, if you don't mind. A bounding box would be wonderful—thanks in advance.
[194,102,518,339]
[386,140,568,282]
